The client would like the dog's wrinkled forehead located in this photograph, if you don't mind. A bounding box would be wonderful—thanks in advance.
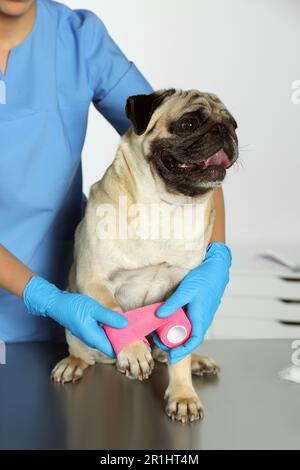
[125,89,235,136]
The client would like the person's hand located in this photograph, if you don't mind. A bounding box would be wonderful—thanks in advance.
[152,242,232,364]
[23,276,128,358]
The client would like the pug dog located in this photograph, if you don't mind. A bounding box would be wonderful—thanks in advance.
[51,89,238,423]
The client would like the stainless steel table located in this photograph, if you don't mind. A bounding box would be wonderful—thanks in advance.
[0,339,299,450]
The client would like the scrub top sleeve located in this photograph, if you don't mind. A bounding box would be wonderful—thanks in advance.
[95,62,155,136]
[84,12,155,135]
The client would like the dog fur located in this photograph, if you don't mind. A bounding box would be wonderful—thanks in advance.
[51,89,238,423]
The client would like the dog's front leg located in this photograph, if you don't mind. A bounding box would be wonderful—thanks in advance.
[80,281,120,311]
[74,279,155,381]
[81,281,155,380]
[165,354,203,423]
[51,280,120,384]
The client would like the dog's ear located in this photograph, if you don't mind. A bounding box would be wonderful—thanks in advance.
[125,89,176,135]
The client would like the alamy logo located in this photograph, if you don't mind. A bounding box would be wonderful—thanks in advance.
[291,339,300,366]
[291,80,300,104]
[95,196,206,251]
[0,80,6,104]
[0,340,6,365]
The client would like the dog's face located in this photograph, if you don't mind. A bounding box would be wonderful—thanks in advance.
[126,89,238,196]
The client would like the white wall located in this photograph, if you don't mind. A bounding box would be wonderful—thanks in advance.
[64,0,300,246]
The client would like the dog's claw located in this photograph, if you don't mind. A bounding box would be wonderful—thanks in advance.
[165,392,204,424]
[117,341,154,381]
[51,356,89,384]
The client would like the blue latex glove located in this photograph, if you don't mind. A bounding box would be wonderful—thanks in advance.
[153,242,232,364]
[23,276,128,358]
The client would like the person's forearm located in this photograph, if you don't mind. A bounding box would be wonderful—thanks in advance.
[0,243,127,356]
[0,244,34,299]
[210,187,226,243]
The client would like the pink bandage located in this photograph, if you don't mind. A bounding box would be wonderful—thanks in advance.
[104,302,192,356]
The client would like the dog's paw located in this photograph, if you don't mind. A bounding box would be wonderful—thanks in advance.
[191,354,220,376]
[51,355,89,384]
[117,341,155,381]
[165,387,204,423]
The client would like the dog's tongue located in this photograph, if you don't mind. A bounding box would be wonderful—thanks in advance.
[203,149,230,168]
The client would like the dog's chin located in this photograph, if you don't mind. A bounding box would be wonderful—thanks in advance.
[153,150,231,197]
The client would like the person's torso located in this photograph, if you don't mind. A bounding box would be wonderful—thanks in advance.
[0,0,94,342]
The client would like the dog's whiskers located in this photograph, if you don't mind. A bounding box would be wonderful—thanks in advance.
[232,158,244,171]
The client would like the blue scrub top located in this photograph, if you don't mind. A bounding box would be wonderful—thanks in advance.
[0,0,154,342]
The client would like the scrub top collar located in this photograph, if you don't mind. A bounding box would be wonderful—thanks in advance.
[0,0,41,80]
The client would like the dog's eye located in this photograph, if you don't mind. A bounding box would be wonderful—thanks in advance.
[176,117,200,134]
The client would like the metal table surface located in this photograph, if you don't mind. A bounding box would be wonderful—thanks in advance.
[0,339,299,450]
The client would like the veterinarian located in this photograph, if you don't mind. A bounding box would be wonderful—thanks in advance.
[0,0,231,362]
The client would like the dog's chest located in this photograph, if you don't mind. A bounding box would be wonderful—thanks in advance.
[85,187,214,311]
[106,237,206,312]
[108,263,188,311]
[124,199,208,256]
